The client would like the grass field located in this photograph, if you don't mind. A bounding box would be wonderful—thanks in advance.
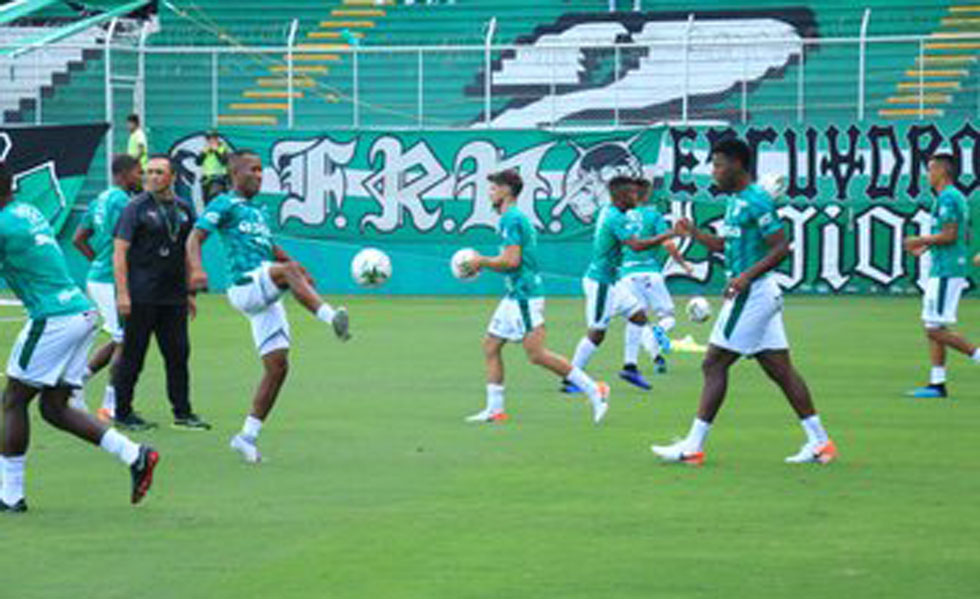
[1,293,978,598]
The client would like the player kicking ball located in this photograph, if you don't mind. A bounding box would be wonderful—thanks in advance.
[464,169,610,424]
[650,139,836,466]
[0,162,157,513]
[186,151,351,463]
[903,153,980,398]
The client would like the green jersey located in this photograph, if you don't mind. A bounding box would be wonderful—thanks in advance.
[585,204,634,284]
[929,186,970,278]
[196,192,276,283]
[497,204,543,300]
[719,184,784,279]
[79,186,130,283]
[621,204,669,276]
[0,201,91,319]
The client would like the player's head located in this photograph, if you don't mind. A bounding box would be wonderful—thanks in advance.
[229,150,263,199]
[608,175,636,210]
[632,177,652,205]
[112,154,143,193]
[487,169,523,211]
[145,154,175,194]
[127,113,140,133]
[0,161,12,206]
[710,138,752,193]
[928,152,957,190]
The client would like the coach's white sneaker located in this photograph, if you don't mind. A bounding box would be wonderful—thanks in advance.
[650,440,705,466]
[230,434,262,464]
[464,409,509,423]
[785,439,837,464]
[68,388,88,412]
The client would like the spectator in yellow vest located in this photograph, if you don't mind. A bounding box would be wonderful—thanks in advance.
[126,114,148,168]
[196,131,230,205]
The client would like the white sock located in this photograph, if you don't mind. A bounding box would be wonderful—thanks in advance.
[0,455,25,505]
[101,385,116,412]
[315,304,336,324]
[99,429,141,466]
[684,418,711,451]
[930,366,947,386]
[566,367,602,406]
[486,383,504,413]
[971,349,980,363]
[623,323,642,366]
[242,415,263,441]
[572,337,597,371]
[640,325,660,358]
[801,414,829,444]
[658,315,676,333]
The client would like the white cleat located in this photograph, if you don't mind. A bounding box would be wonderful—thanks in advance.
[68,388,88,412]
[591,381,611,424]
[230,434,262,464]
[785,439,838,464]
[650,439,705,466]
[464,409,508,423]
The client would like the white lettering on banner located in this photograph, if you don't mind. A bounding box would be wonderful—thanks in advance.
[910,209,933,293]
[772,205,817,290]
[818,205,849,292]
[856,206,906,286]
[271,137,357,228]
[362,137,446,233]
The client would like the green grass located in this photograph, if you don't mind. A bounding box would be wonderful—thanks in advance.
[1,293,978,598]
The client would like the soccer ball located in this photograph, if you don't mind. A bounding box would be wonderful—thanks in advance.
[758,173,788,200]
[686,296,712,323]
[450,248,479,281]
[351,248,392,288]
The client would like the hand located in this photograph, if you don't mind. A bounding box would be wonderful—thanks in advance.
[679,260,694,275]
[187,294,197,321]
[909,245,927,258]
[674,218,694,236]
[117,293,132,319]
[464,255,484,275]
[903,236,925,252]
[188,268,209,292]
[724,275,749,299]
[974,253,980,267]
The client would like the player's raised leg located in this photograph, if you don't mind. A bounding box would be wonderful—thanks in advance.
[524,325,609,423]
[267,260,349,341]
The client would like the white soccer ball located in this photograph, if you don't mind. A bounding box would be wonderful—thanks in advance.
[758,173,788,200]
[450,247,479,281]
[351,247,392,288]
[686,296,712,324]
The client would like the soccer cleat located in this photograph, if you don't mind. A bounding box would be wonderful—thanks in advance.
[0,498,27,514]
[560,379,584,394]
[618,367,651,390]
[591,382,611,424]
[230,434,262,464]
[650,440,705,466]
[113,413,158,432]
[96,407,114,423]
[332,307,351,342]
[464,409,509,423]
[171,414,212,431]
[907,384,947,399]
[654,355,668,374]
[785,439,838,464]
[68,388,88,412]
[652,325,672,355]
[130,445,159,505]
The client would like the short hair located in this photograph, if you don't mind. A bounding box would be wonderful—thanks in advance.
[111,154,140,177]
[0,161,11,199]
[229,149,261,172]
[205,129,219,139]
[710,138,752,172]
[487,169,523,198]
[632,177,652,191]
[145,153,175,173]
[930,152,959,178]
[608,175,635,196]
[127,113,140,126]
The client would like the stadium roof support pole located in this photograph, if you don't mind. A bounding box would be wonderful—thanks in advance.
[857,7,871,121]
[918,39,924,120]
[138,20,149,123]
[614,44,620,127]
[286,19,298,130]
[550,46,556,126]
[797,42,805,123]
[105,17,120,187]
[484,17,497,128]
[34,49,42,124]
[211,51,218,128]
[682,13,694,123]
[352,43,359,129]
[741,47,747,123]
[417,48,424,128]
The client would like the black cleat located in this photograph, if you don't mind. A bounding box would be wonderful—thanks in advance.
[0,498,27,513]
[654,355,668,374]
[130,446,160,505]
[114,413,158,432]
[172,414,212,431]
[333,307,351,341]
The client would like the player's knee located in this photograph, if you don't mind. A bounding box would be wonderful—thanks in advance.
[39,398,65,425]
[525,348,547,366]
[264,354,289,379]
[587,329,606,345]
[925,325,945,341]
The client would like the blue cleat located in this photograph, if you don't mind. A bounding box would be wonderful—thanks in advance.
[907,384,947,399]
[619,367,652,390]
[560,379,584,394]
[654,355,668,374]
[652,326,672,355]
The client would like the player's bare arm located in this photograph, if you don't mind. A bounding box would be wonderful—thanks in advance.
[73,226,95,261]
[904,222,958,252]
[113,238,132,317]
[675,217,725,253]
[185,227,210,291]
[469,244,521,273]
[623,230,676,252]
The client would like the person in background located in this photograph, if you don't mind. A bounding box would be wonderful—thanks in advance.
[196,130,230,205]
[126,114,148,169]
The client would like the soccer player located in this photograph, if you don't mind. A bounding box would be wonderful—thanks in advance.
[650,139,836,466]
[463,169,610,424]
[186,150,351,463]
[903,153,980,398]
[563,176,671,393]
[617,176,692,387]
[0,162,157,513]
[72,154,142,420]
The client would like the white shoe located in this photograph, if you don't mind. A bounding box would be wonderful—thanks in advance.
[68,388,88,412]
[230,434,262,464]
[650,439,705,465]
[591,381,610,424]
[785,439,837,464]
[464,409,508,423]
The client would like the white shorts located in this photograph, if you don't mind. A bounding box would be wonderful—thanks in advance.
[86,281,123,342]
[227,262,291,356]
[583,277,642,331]
[709,276,788,356]
[487,297,545,342]
[617,271,675,316]
[6,311,98,388]
[921,276,968,328]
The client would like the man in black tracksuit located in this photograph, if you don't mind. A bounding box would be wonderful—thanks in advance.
[112,154,210,431]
